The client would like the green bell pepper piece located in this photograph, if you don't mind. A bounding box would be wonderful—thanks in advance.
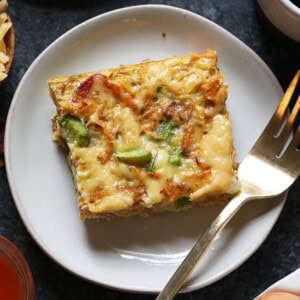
[58,115,90,147]
[116,148,152,165]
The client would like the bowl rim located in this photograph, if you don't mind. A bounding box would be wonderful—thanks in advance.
[0,235,35,300]
[257,0,300,42]
[3,14,15,75]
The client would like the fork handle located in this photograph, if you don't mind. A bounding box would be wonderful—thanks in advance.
[156,191,249,300]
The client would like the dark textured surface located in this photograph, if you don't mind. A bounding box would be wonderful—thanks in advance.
[0,1,299,299]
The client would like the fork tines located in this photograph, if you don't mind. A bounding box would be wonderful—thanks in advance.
[274,71,300,155]
[252,71,300,172]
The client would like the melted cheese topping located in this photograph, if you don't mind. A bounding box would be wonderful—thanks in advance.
[190,114,236,199]
[49,49,239,218]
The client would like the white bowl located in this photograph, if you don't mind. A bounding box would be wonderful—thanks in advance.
[257,0,300,43]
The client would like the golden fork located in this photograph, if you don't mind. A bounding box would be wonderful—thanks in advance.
[157,71,300,300]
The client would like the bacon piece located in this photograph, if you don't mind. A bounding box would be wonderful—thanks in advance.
[119,92,137,111]
[201,79,220,101]
[179,104,193,122]
[73,75,94,102]
[78,99,97,117]
[73,74,137,111]
[164,102,177,120]
[181,122,194,155]
[117,182,145,204]
[163,102,193,125]
[97,136,113,164]
[160,178,188,202]
[183,169,211,191]
[96,125,114,164]
[186,170,211,182]
[71,75,96,118]
[140,105,163,132]
[195,157,211,171]
[98,74,121,97]
[98,74,137,111]
[89,190,107,203]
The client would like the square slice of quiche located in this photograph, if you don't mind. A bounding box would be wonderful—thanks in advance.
[48,49,240,220]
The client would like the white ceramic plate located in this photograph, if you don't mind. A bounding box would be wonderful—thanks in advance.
[5,5,285,293]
